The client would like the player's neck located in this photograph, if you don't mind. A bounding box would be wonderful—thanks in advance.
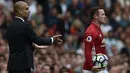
[92,20,101,27]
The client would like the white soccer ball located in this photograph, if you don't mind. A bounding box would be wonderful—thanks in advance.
[92,54,108,68]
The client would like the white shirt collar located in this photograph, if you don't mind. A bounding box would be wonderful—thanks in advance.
[15,16,25,22]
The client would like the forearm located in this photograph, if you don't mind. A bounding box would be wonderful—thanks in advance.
[33,43,48,49]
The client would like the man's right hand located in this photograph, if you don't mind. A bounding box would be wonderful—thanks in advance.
[52,34,63,44]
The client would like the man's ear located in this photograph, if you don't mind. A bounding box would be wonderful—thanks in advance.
[18,9,22,15]
[94,14,98,19]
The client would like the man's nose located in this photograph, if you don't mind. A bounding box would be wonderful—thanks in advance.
[104,15,106,18]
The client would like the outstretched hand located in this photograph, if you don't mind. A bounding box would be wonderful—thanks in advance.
[52,34,63,44]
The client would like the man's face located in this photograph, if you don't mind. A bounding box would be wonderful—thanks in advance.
[42,66,51,73]
[96,9,106,24]
[21,3,30,19]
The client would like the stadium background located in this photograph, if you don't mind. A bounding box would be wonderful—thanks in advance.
[0,0,130,73]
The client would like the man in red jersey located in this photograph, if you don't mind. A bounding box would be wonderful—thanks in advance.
[83,7,108,73]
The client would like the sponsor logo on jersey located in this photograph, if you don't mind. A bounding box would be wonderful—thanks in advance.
[86,36,92,42]
[99,34,102,37]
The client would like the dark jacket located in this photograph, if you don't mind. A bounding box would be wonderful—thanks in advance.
[6,18,52,71]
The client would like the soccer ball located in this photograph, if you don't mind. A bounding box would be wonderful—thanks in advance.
[92,54,108,68]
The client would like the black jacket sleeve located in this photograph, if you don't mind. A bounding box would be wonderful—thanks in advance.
[25,23,52,45]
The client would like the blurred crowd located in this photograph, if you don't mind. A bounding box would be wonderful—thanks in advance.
[0,0,130,73]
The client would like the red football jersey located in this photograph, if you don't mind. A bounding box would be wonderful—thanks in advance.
[83,21,106,70]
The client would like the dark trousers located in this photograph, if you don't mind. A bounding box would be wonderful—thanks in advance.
[9,68,31,73]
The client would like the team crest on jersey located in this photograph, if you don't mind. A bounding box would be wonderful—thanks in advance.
[86,36,92,42]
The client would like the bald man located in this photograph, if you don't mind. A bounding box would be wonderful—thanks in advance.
[6,1,62,73]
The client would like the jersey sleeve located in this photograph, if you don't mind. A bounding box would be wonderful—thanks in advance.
[84,31,96,70]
